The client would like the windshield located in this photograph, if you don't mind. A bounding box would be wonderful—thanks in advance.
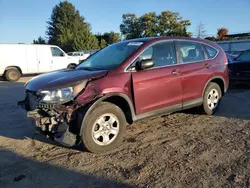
[76,41,143,70]
[236,50,250,62]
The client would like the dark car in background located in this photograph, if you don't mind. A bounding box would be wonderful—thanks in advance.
[228,49,250,83]
[226,53,238,63]
[18,37,229,153]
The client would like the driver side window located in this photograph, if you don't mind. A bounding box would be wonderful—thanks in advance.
[50,47,64,57]
[139,41,177,68]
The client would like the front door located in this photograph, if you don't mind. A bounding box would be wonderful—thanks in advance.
[50,47,68,71]
[132,41,182,115]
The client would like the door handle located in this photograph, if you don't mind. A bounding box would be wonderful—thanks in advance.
[204,63,212,69]
[172,69,181,75]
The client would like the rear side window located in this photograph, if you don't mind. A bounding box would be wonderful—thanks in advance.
[202,44,218,59]
[177,41,205,63]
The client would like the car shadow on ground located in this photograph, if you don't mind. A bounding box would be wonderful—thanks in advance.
[215,84,250,120]
[182,84,250,120]
[0,149,133,188]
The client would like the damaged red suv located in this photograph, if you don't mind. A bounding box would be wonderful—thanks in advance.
[18,37,229,153]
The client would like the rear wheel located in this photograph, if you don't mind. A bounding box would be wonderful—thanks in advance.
[202,82,222,115]
[4,68,21,81]
[81,102,126,153]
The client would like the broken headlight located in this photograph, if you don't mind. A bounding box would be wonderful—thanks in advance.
[38,81,87,103]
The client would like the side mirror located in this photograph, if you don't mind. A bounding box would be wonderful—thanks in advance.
[67,63,77,69]
[136,59,154,70]
[60,53,65,57]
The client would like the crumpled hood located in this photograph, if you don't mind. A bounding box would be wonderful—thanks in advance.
[25,68,108,91]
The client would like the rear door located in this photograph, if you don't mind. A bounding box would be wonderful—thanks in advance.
[132,41,182,115]
[176,41,215,104]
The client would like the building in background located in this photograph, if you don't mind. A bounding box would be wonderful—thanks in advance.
[217,33,250,56]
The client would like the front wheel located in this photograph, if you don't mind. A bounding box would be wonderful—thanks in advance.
[202,82,222,115]
[81,102,126,153]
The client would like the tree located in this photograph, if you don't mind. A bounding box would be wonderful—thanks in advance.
[46,1,98,52]
[139,12,158,37]
[33,36,46,44]
[99,39,107,49]
[196,21,206,38]
[157,11,191,37]
[102,31,120,44]
[120,13,141,39]
[71,29,99,50]
[205,36,217,41]
[95,31,120,48]
[120,11,192,39]
[217,27,228,41]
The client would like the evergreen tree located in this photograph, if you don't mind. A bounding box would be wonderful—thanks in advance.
[46,1,98,52]
[33,36,46,44]
[99,39,107,49]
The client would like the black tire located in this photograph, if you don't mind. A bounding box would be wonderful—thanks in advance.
[4,68,21,81]
[202,82,222,115]
[81,102,126,153]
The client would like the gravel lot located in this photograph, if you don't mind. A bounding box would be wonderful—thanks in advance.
[0,76,250,188]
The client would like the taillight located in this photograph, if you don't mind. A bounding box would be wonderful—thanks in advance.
[224,53,228,65]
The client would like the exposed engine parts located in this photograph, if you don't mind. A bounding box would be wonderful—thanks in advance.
[27,105,78,147]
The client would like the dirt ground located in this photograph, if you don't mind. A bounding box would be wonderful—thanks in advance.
[0,76,250,188]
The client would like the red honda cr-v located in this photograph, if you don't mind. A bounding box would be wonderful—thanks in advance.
[18,37,229,153]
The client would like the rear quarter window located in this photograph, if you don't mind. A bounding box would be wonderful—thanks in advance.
[202,44,218,59]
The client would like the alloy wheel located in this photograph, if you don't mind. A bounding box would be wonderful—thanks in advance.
[92,113,119,146]
[207,88,219,110]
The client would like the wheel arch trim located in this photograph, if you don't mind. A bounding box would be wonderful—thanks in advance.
[79,93,135,136]
[202,76,227,97]
[5,66,22,74]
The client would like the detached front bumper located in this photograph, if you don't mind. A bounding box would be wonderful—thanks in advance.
[17,97,78,147]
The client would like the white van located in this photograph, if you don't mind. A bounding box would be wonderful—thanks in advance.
[0,44,79,81]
